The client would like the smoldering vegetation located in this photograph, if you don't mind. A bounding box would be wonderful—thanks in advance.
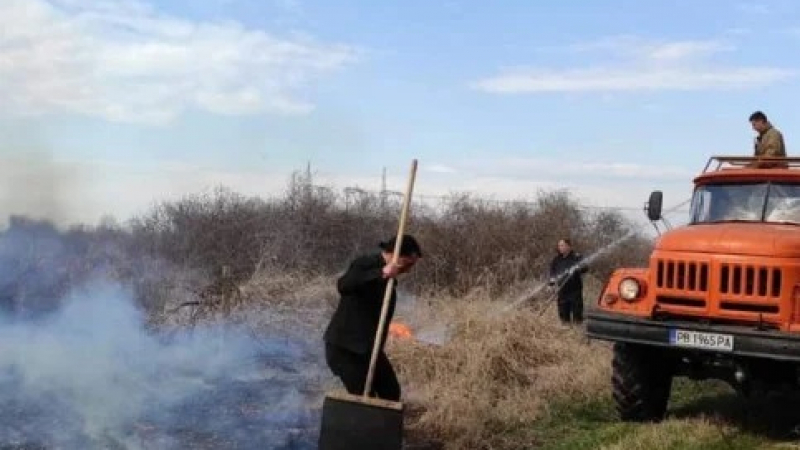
[0,216,326,449]
[0,284,320,449]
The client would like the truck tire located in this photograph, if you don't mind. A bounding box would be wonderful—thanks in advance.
[612,342,673,422]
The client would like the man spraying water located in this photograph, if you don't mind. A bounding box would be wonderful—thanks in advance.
[548,238,588,326]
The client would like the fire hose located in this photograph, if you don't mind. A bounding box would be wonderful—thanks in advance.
[534,265,583,318]
[527,197,693,318]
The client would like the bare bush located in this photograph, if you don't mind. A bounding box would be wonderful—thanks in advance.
[126,169,653,303]
[1,165,654,320]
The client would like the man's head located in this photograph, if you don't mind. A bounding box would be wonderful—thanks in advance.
[379,234,422,272]
[749,111,771,134]
[557,238,572,256]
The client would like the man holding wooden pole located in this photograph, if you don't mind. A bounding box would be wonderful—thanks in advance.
[322,235,423,401]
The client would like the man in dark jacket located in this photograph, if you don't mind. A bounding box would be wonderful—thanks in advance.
[548,238,588,325]
[323,234,422,401]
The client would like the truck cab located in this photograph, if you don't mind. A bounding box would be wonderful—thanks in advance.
[586,155,800,422]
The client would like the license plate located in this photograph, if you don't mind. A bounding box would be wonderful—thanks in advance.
[668,329,734,351]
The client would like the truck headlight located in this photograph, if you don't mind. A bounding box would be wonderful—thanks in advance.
[619,278,640,301]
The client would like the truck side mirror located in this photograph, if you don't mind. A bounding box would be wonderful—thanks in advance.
[646,190,663,221]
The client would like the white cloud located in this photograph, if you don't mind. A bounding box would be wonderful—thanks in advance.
[0,0,359,125]
[645,41,732,63]
[473,36,795,94]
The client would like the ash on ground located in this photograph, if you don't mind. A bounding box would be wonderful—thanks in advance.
[0,285,329,450]
[0,218,333,449]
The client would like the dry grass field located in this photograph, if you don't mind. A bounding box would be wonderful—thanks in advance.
[235,269,800,450]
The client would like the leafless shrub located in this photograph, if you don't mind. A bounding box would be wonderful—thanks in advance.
[125,170,653,304]
[2,165,654,319]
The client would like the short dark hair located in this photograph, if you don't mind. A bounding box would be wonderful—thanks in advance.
[379,234,422,257]
[749,111,767,122]
[558,238,572,246]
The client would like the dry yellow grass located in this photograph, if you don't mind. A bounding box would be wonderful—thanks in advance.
[238,270,337,306]
[388,289,612,449]
[233,271,618,449]
[229,270,615,448]
[228,270,338,338]
[231,271,800,449]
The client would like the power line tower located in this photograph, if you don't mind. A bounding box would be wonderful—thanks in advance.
[380,166,387,208]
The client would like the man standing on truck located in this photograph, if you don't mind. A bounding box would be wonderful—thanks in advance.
[548,238,588,326]
[749,111,787,168]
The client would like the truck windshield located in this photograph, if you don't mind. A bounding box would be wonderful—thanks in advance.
[690,182,800,224]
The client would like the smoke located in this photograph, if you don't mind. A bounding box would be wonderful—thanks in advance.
[393,291,452,346]
[0,220,328,449]
[0,151,89,229]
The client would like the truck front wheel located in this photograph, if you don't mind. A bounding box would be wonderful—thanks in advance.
[612,342,674,422]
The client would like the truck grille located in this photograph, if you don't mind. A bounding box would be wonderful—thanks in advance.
[655,259,709,292]
[653,257,784,318]
[719,263,782,298]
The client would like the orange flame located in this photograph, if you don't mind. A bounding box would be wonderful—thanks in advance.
[389,322,413,339]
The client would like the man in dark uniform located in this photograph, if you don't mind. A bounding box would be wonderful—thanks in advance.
[323,234,422,401]
[548,238,588,325]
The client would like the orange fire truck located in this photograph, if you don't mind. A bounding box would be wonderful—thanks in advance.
[587,156,800,422]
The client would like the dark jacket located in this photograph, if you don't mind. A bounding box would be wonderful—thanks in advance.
[323,253,397,355]
[549,251,587,295]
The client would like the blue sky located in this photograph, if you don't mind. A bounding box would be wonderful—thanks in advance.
[1,0,799,225]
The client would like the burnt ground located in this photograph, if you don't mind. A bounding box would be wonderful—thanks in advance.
[0,345,327,450]
[0,353,446,450]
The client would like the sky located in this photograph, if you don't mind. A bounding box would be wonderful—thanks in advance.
[1,0,799,227]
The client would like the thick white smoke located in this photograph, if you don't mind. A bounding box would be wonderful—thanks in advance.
[0,220,326,449]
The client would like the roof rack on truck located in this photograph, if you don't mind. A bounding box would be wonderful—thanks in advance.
[701,155,800,173]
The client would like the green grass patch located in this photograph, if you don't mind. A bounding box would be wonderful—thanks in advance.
[526,378,800,450]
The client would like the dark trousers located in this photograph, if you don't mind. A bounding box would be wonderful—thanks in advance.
[557,290,584,324]
[324,342,401,401]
